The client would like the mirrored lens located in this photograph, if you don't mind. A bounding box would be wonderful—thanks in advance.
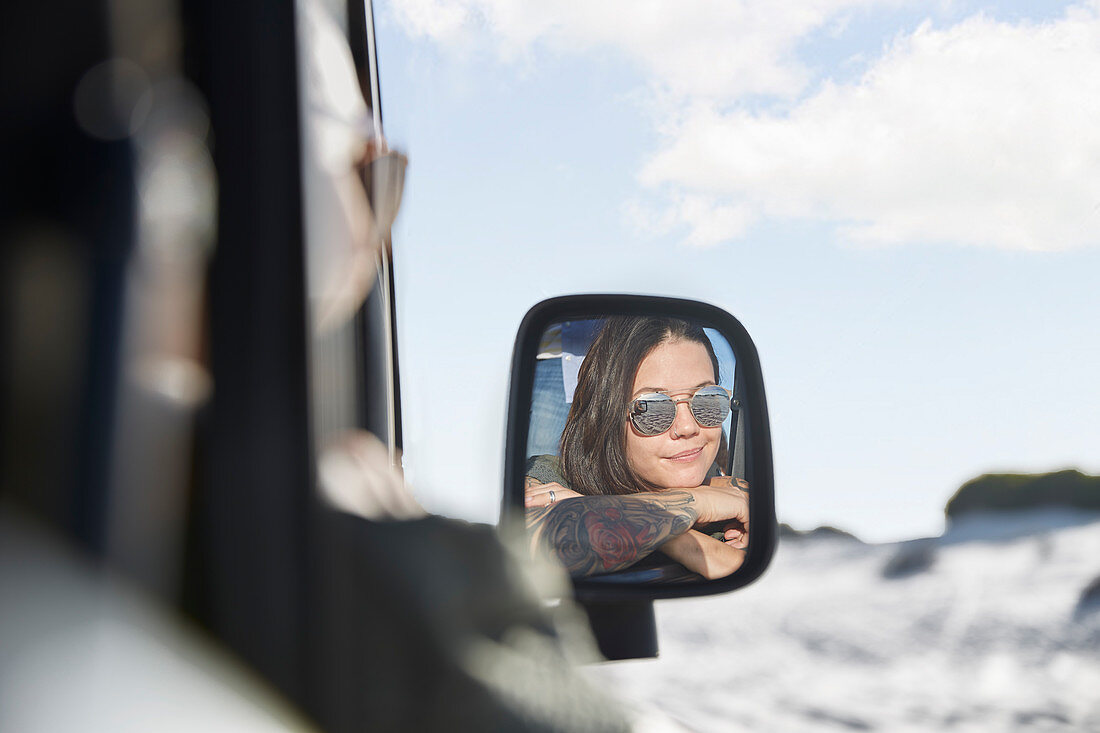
[690,385,731,427]
[629,394,676,436]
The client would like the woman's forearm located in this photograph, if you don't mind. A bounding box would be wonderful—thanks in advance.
[525,492,699,577]
[658,529,745,580]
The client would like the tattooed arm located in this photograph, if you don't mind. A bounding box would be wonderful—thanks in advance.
[524,473,751,578]
[525,491,700,577]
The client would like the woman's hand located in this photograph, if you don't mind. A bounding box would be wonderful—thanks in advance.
[668,477,749,547]
[524,479,582,508]
[699,476,749,547]
[717,522,748,549]
[680,482,749,534]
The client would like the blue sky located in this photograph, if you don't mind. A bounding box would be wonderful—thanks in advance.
[374,0,1100,542]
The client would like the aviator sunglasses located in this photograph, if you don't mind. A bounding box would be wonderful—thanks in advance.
[628,385,734,437]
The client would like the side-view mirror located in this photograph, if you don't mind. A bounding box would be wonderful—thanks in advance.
[503,295,776,660]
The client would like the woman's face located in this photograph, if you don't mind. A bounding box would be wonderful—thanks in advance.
[624,338,722,489]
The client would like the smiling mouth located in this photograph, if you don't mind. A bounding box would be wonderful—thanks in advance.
[666,447,704,462]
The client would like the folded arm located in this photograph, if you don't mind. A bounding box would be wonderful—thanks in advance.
[524,478,749,579]
[525,491,699,577]
[658,529,745,579]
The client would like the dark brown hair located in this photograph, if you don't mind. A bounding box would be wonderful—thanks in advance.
[559,316,725,495]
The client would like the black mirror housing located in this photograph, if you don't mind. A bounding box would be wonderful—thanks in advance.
[502,294,777,605]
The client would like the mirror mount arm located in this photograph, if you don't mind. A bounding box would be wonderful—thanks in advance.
[580,600,658,661]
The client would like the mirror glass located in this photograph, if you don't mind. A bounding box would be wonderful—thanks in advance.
[520,314,753,585]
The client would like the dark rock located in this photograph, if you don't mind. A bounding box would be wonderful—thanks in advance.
[800,707,873,730]
[946,469,1100,519]
[1073,573,1100,621]
[779,523,862,543]
[1014,710,1071,726]
[881,540,936,579]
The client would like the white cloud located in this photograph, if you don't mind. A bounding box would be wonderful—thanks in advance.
[387,0,1100,251]
[385,0,474,44]
[386,0,890,100]
[642,7,1100,250]
[625,193,756,247]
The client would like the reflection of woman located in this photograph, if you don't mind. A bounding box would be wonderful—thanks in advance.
[525,316,749,579]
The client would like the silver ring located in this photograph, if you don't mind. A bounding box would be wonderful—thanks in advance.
[548,489,556,504]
